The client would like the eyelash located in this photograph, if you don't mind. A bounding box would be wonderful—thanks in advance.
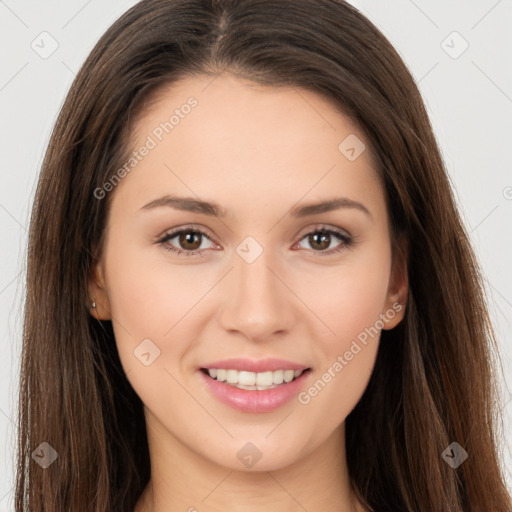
[157,224,353,257]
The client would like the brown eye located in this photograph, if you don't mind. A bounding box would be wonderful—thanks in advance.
[158,227,217,256]
[177,231,202,251]
[308,231,332,251]
[296,227,352,256]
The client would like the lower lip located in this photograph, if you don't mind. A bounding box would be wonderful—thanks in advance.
[199,369,311,413]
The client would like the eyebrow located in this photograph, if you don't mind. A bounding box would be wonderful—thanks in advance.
[139,195,372,219]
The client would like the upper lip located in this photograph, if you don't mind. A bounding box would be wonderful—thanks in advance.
[201,358,311,373]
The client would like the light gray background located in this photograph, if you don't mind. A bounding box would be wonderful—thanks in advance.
[1,0,511,508]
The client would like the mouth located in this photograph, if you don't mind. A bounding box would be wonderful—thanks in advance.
[198,357,313,412]
[200,367,312,391]
[198,363,313,413]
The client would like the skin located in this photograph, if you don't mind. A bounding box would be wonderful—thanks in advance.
[88,72,408,512]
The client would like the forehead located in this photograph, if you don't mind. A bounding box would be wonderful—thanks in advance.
[116,72,385,221]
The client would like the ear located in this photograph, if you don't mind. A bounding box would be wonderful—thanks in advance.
[382,237,408,330]
[87,258,112,320]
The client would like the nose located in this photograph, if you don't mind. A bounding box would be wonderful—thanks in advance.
[218,248,297,342]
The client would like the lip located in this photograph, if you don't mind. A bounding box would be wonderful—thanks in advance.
[199,363,312,413]
[201,358,310,373]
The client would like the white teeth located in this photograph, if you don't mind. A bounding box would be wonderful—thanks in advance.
[205,368,306,389]
[226,369,238,384]
[236,383,280,390]
[273,370,284,385]
[256,371,273,386]
[283,370,295,382]
[238,371,256,386]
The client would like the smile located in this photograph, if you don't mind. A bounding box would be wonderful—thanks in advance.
[201,368,307,390]
[199,362,312,413]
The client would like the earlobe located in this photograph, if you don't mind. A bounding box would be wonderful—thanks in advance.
[87,261,112,320]
[382,300,406,330]
[382,241,408,330]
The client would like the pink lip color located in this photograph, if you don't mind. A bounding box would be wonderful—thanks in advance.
[199,366,311,413]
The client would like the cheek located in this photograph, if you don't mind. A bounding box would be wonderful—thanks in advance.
[297,284,384,434]
[103,241,212,426]
[103,236,213,373]
[295,251,390,422]
[304,253,391,351]
[327,274,388,346]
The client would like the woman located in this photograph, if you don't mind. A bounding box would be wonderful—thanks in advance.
[16,0,512,511]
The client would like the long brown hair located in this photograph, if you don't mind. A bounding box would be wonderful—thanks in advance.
[16,0,511,510]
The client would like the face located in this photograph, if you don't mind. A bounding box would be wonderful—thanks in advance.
[89,73,407,472]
